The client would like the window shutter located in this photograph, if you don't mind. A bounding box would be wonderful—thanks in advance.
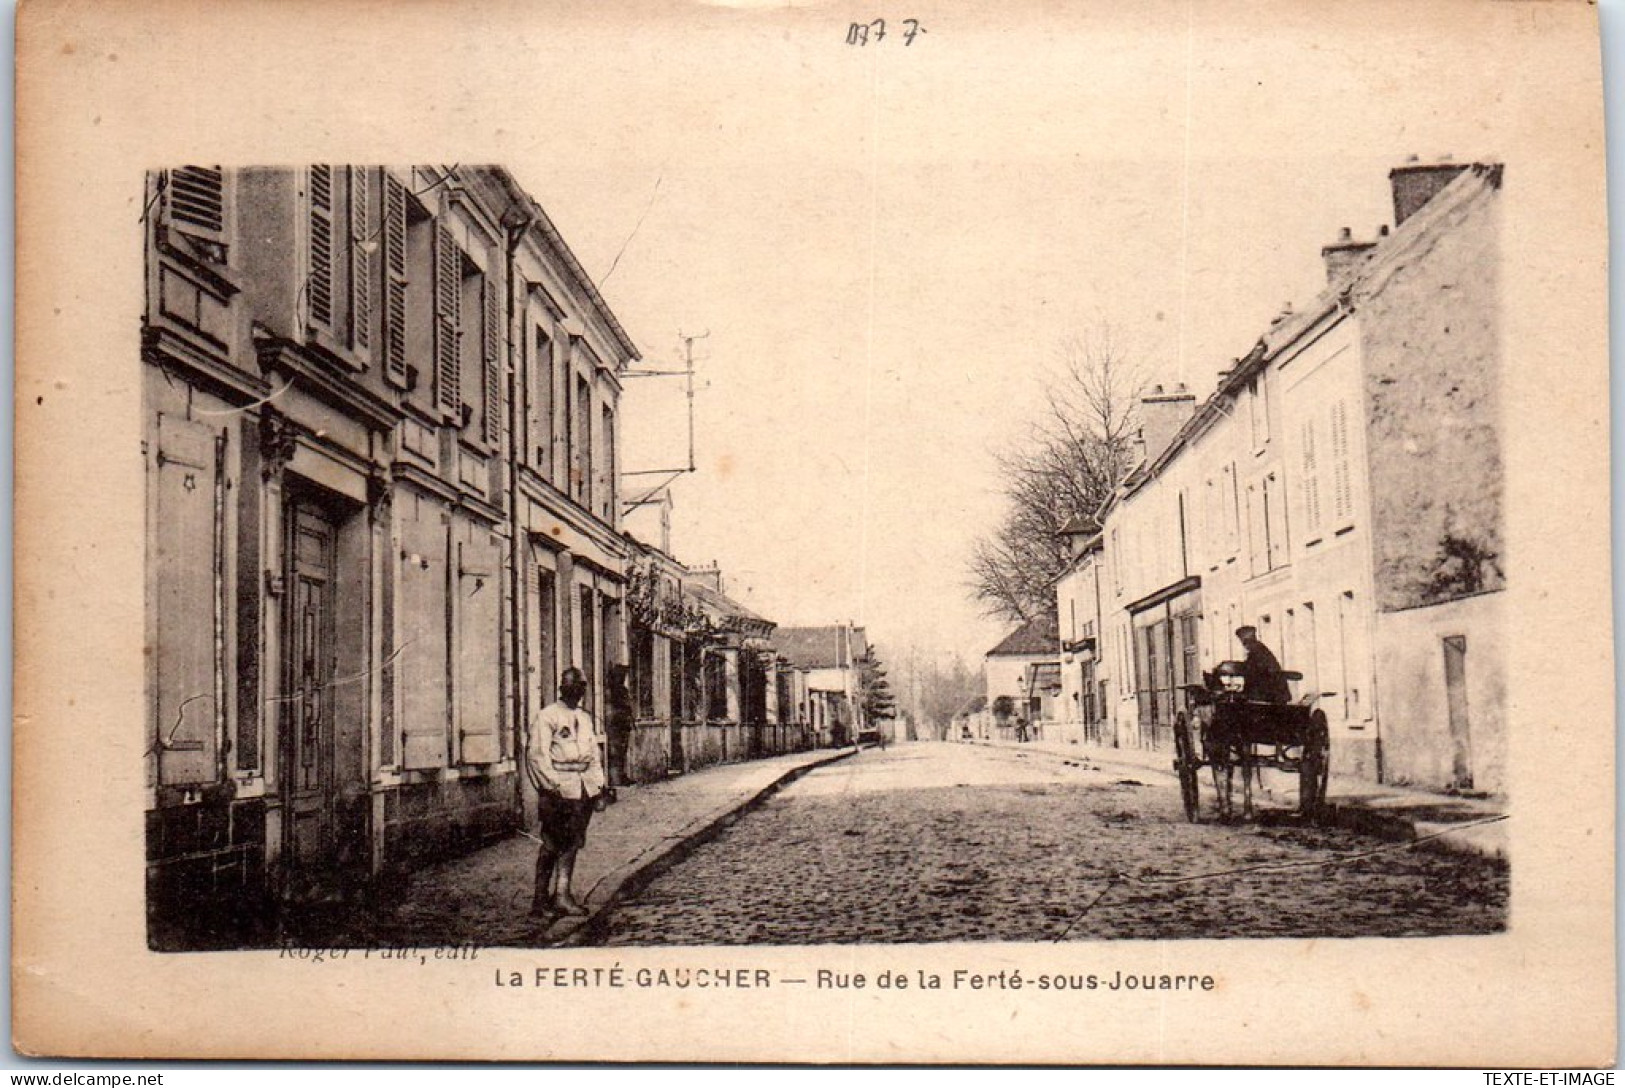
[1266,473,1287,569]
[399,504,450,770]
[381,175,409,386]
[168,167,225,240]
[349,167,372,355]
[482,276,502,446]
[308,165,335,332]
[1302,418,1321,534]
[457,534,502,764]
[434,224,462,416]
[1331,400,1353,522]
[153,415,223,786]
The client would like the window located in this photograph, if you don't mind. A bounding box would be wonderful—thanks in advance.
[1247,482,1266,575]
[601,403,617,522]
[1225,462,1241,558]
[574,375,592,507]
[303,166,373,362]
[454,250,500,446]
[1250,377,1271,447]
[704,652,728,721]
[1110,529,1122,594]
[530,325,553,475]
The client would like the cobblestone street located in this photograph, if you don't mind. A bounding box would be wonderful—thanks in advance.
[595,743,1507,944]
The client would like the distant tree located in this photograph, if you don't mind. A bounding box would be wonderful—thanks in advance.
[991,695,1016,722]
[968,325,1144,623]
[857,650,897,725]
[914,654,985,741]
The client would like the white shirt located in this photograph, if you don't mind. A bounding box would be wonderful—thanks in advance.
[526,701,606,801]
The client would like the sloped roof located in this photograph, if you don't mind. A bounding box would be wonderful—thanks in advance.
[986,612,1060,658]
[688,579,772,628]
[774,625,868,669]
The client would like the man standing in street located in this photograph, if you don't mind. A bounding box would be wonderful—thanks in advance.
[525,666,606,920]
[1236,625,1293,705]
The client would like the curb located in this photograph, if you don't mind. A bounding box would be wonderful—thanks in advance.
[547,747,860,946]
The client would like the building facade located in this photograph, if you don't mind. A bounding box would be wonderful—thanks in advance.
[982,614,1062,739]
[622,537,809,780]
[1054,160,1504,796]
[773,625,869,747]
[144,165,637,947]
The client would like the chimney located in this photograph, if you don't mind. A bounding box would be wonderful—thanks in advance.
[1138,382,1197,463]
[1321,226,1378,284]
[1389,155,1469,227]
[690,561,723,594]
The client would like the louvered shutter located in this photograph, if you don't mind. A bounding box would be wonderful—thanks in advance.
[381,175,409,386]
[1301,418,1321,535]
[1331,400,1353,522]
[349,166,372,355]
[482,276,502,446]
[434,224,462,416]
[153,415,223,786]
[168,167,225,241]
[308,165,335,332]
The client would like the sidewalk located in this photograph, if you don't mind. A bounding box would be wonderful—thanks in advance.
[362,746,856,948]
[972,735,1508,861]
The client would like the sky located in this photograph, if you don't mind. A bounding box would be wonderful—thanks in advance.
[486,0,1559,672]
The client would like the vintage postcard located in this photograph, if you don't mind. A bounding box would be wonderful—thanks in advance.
[12,0,1614,1066]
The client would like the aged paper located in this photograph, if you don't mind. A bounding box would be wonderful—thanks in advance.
[13,0,1614,1065]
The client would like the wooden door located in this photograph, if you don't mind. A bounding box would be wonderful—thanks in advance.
[284,501,338,881]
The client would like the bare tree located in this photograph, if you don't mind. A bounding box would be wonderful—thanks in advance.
[968,326,1144,623]
[912,654,984,741]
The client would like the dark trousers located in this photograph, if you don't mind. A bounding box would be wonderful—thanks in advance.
[533,792,594,908]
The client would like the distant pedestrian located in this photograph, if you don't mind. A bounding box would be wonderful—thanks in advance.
[525,667,606,920]
[605,663,634,801]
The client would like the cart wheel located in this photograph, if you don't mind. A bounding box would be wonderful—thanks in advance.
[1173,712,1200,822]
[1299,710,1331,818]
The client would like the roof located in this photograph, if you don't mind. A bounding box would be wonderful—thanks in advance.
[773,625,868,669]
[475,166,641,363]
[688,579,772,629]
[986,613,1060,658]
[1058,513,1099,537]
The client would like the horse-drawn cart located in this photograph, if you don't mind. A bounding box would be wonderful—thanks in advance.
[1171,662,1331,822]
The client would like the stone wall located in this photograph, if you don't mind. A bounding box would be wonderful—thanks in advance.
[1359,171,1504,613]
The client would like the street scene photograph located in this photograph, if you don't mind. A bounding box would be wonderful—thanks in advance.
[12,0,1614,1064]
[134,14,1524,954]
[142,148,1509,948]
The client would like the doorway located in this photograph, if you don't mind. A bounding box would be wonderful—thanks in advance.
[282,498,339,893]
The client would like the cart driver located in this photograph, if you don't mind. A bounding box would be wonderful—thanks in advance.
[1235,626,1292,705]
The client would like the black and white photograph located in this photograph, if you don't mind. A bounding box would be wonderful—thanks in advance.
[14,0,1614,1065]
